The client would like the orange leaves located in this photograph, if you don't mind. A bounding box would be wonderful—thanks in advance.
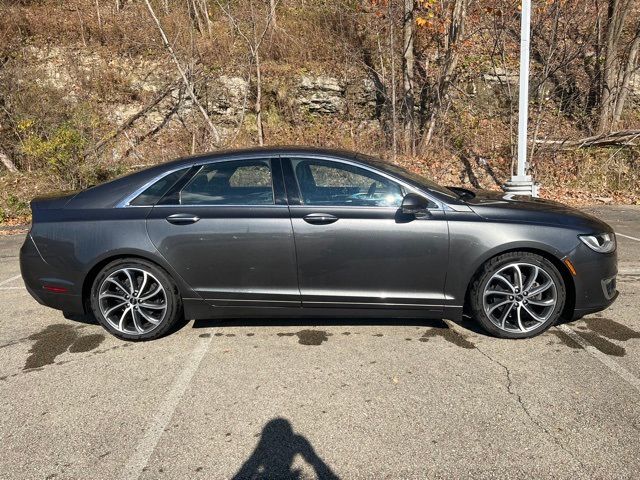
[415,0,443,34]
[416,16,429,28]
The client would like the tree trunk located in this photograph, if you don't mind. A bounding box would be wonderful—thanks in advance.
[250,0,266,146]
[255,47,264,146]
[200,0,213,38]
[218,0,274,146]
[270,0,277,29]
[402,0,415,154]
[418,0,467,151]
[597,0,633,132]
[612,24,640,125]
[188,0,206,33]
[95,0,103,34]
[389,0,397,160]
[0,151,18,173]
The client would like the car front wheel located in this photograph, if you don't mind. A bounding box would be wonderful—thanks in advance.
[470,252,566,339]
[90,258,182,341]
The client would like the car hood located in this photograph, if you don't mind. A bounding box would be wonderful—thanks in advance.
[464,189,612,233]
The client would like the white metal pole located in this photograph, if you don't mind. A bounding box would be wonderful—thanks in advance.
[516,0,532,180]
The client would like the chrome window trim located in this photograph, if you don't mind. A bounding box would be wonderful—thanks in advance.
[118,156,276,208]
[284,154,444,210]
[150,204,290,208]
[118,152,445,210]
[117,165,193,208]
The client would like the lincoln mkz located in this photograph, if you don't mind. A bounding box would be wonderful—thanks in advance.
[20,147,618,340]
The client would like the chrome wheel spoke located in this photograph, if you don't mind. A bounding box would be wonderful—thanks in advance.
[529,282,552,296]
[100,293,127,302]
[105,278,130,295]
[493,274,516,292]
[140,285,162,301]
[99,267,167,335]
[522,304,546,323]
[527,298,554,306]
[140,302,166,310]
[499,302,514,329]
[137,308,161,325]
[138,271,149,298]
[513,264,523,291]
[105,301,127,317]
[523,266,539,292]
[484,290,510,297]
[516,306,525,331]
[131,309,144,333]
[487,299,511,315]
[118,306,131,331]
[123,269,136,294]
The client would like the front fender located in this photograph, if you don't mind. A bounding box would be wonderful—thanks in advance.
[444,219,580,308]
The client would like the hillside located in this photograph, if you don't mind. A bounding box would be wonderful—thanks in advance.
[1,0,639,224]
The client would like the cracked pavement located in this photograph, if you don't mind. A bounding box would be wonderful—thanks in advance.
[1,205,640,479]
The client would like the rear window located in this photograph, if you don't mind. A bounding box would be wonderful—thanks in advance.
[129,169,188,206]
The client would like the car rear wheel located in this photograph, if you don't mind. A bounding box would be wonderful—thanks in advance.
[470,252,566,339]
[90,258,182,341]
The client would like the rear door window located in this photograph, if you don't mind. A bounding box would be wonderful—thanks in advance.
[180,160,274,206]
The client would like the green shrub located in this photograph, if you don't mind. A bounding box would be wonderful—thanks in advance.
[6,194,29,216]
[19,119,92,189]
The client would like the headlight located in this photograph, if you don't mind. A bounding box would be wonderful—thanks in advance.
[579,233,616,253]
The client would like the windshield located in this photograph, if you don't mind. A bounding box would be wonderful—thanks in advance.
[357,155,460,200]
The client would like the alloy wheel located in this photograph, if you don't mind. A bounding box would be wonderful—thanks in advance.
[98,267,167,335]
[482,262,558,333]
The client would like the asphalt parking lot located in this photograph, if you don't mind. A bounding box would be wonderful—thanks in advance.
[1,205,639,479]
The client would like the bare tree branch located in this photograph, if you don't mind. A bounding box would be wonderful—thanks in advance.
[215,0,277,146]
[0,150,18,173]
[536,130,640,149]
[87,79,178,158]
[144,0,220,146]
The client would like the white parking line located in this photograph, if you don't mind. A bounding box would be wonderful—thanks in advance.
[616,232,640,242]
[0,274,21,287]
[556,324,640,395]
[120,335,212,480]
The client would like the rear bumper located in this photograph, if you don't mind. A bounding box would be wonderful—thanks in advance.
[20,234,85,314]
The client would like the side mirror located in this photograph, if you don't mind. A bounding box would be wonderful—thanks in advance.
[401,193,431,215]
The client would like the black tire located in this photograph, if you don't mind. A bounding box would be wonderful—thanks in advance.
[469,252,566,339]
[90,258,182,341]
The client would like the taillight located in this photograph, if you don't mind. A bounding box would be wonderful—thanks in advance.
[43,285,68,293]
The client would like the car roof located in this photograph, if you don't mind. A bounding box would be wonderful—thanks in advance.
[160,145,365,169]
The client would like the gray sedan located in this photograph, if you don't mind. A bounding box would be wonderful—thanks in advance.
[20,147,618,340]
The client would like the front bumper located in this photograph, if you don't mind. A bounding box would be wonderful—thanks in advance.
[567,242,618,318]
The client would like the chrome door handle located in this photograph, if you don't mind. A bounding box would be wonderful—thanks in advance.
[303,213,339,225]
[166,213,200,225]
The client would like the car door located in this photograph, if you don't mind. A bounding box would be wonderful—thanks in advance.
[282,156,449,312]
[146,157,300,308]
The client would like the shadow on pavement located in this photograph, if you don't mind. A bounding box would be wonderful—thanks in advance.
[232,418,340,480]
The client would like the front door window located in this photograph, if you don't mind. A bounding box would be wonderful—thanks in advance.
[291,159,403,207]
